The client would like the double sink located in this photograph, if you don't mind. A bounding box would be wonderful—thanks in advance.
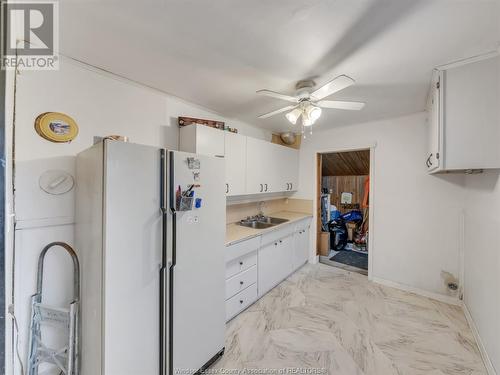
[237,215,289,229]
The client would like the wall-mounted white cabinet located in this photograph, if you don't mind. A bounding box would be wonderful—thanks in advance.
[180,125,299,196]
[179,124,225,158]
[246,137,274,194]
[427,54,499,173]
[224,132,247,196]
[277,144,299,192]
[246,137,299,195]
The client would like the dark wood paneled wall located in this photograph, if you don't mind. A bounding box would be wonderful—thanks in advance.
[322,175,368,213]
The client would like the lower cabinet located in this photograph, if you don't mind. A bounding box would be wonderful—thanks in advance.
[258,235,293,297]
[292,220,311,270]
[226,283,258,321]
[225,217,312,322]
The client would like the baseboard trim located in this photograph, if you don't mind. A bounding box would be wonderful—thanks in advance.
[371,277,460,306]
[462,303,497,375]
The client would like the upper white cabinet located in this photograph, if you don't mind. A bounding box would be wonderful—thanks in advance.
[224,132,246,196]
[276,145,299,192]
[179,125,225,158]
[180,125,300,196]
[246,137,271,194]
[246,137,299,195]
[427,54,500,173]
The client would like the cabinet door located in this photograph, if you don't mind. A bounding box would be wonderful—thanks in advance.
[427,73,442,172]
[443,56,500,170]
[225,132,246,196]
[258,235,293,296]
[246,137,268,194]
[196,125,225,157]
[266,143,283,193]
[292,227,310,270]
[267,143,299,193]
[282,146,299,191]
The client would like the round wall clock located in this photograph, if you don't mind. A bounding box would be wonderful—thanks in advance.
[34,112,79,143]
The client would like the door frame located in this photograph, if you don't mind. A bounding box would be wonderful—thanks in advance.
[313,144,376,280]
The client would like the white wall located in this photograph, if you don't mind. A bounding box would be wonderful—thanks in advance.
[463,171,499,374]
[460,46,500,375]
[296,112,466,298]
[9,57,270,373]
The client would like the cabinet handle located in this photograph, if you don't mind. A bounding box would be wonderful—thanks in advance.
[274,242,278,246]
[225,183,229,194]
[239,300,244,304]
[239,261,243,266]
[426,154,433,168]
[287,183,290,190]
[240,281,244,285]
[279,240,282,243]
[264,183,268,192]
[215,155,224,158]
[290,183,293,190]
[260,184,263,192]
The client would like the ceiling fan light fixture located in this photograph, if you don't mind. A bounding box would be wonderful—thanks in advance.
[302,110,313,127]
[307,105,322,122]
[285,107,302,125]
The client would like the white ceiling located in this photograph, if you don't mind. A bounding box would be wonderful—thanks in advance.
[59,0,500,132]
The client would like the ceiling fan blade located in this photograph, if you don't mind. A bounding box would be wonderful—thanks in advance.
[256,89,298,103]
[316,100,365,110]
[258,105,297,119]
[311,75,355,100]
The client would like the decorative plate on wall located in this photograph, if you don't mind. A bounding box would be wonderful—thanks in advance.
[34,112,79,143]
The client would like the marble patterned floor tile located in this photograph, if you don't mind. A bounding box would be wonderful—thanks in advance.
[215,263,487,375]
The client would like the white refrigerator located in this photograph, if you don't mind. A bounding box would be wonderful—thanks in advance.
[75,140,226,375]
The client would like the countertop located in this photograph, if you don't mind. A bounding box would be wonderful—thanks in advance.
[225,211,313,246]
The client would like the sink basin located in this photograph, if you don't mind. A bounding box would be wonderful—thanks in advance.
[238,221,275,229]
[237,216,289,229]
[257,216,289,225]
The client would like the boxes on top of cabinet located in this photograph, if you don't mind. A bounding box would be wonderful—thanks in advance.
[427,53,499,173]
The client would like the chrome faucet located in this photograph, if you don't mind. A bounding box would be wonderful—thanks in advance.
[258,201,265,217]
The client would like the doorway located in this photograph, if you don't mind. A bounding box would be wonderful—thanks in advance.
[316,150,371,276]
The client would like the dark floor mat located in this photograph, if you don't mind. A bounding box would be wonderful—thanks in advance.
[331,250,368,270]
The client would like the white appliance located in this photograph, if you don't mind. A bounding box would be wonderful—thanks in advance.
[75,140,226,375]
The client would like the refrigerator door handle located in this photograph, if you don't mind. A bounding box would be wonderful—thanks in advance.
[160,149,169,375]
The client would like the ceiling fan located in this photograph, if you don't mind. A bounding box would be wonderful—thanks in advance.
[257,75,365,129]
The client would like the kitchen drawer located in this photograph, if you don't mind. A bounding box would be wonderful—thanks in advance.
[226,283,257,321]
[225,236,260,263]
[225,251,257,279]
[261,225,294,247]
[225,265,257,300]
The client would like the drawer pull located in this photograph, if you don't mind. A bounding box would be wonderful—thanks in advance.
[279,240,282,243]
[240,281,244,285]
[239,261,243,266]
[239,300,244,304]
